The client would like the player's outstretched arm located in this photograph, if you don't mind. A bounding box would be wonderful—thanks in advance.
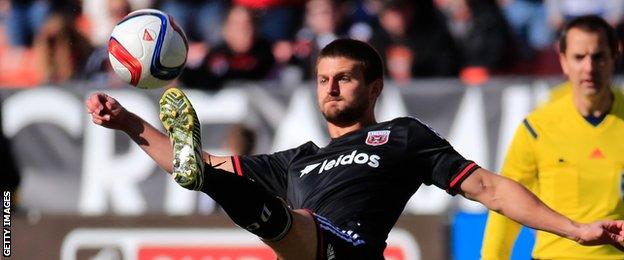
[85,92,235,174]
[459,168,624,250]
[86,92,175,172]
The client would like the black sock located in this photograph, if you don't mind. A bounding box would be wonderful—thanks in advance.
[201,165,292,241]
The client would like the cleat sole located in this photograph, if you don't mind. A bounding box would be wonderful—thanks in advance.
[159,88,204,190]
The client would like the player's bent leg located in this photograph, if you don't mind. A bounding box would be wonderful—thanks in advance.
[202,168,318,259]
[159,87,204,190]
[264,209,318,260]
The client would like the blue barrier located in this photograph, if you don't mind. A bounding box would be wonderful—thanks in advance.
[452,211,535,260]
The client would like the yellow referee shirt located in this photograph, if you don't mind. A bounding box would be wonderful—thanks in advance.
[482,88,624,259]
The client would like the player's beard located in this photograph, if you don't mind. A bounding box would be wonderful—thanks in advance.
[321,97,370,127]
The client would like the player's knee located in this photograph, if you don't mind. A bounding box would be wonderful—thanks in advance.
[237,196,293,241]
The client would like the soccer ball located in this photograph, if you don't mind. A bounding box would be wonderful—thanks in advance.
[108,9,188,89]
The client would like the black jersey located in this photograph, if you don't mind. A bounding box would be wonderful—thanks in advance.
[233,117,478,248]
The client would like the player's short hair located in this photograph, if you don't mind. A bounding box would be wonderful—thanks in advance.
[317,38,384,85]
[559,15,619,57]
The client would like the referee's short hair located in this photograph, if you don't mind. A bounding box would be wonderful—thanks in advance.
[559,15,619,58]
[317,38,384,85]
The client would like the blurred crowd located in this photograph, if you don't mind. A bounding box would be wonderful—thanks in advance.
[1,0,624,88]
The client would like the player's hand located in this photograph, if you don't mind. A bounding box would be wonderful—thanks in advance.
[576,220,624,251]
[85,93,128,130]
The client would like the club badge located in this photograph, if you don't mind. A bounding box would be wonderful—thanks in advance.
[366,130,390,146]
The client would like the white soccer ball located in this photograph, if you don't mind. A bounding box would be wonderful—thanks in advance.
[108,9,188,89]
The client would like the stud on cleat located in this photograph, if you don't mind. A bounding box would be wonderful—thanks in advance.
[159,88,205,190]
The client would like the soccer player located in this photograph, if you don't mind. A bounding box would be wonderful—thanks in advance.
[86,38,624,260]
[482,15,624,259]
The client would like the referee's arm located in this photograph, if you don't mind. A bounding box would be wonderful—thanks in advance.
[459,168,624,250]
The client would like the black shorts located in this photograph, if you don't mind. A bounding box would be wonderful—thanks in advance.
[307,210,384,260]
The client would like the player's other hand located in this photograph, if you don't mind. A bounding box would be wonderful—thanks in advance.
[85,93,128,130]
[576,220,624,251]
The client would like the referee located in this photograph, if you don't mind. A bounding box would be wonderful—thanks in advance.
[482,16,624,259]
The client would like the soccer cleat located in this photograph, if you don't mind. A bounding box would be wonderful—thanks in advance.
[159,88,204,190]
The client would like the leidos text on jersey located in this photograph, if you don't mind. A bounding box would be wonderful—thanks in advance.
[305,150,381,176]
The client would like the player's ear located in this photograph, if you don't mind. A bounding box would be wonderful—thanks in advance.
[369,79,383,99]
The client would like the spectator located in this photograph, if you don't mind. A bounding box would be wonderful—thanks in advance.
[290,0,350,79]
[0,0,42,86]
[5,0,50,47]
[180,6,275,90]
[385,45,413,85]
[200,123,257,214]
[269,39,306,85]
[224,123,257,156]
[546,0,624,29]
[32,11,93,85]
[369,0,460,78]
[82,0,132,88]
[158,0,227,47]
[342,0,384,26]
[82,0,152,46]
[234,0,304,43]
[499,0,553,53]
[440,0,515,73]
[340,0,382,43]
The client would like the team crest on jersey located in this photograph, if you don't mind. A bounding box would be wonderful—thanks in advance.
[365,130,390,146]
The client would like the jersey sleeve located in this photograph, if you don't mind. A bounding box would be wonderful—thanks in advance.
[233,142,313,198]
[404,118,480,195]
[481,119,539,259]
